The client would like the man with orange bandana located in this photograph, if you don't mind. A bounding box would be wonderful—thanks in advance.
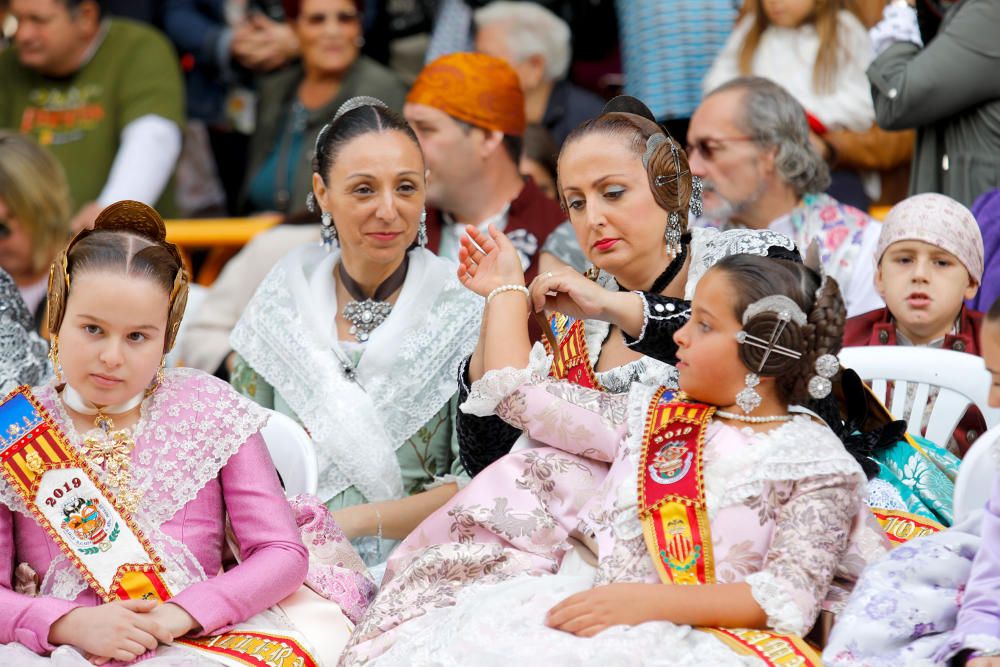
[405,52,565,283]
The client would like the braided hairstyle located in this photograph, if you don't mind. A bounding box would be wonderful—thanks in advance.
[710,254,846,405]
[558,97,693,229]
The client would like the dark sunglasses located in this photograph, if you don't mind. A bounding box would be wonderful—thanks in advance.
[302,9,361,26]
[685,136,755,162]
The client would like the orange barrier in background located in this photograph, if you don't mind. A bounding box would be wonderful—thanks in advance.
[164,216,281,284]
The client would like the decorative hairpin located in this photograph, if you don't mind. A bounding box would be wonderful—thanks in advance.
[734,295,806,413]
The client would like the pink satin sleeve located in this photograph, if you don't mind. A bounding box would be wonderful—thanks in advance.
[0,503,81,653]
[169,433,308,634]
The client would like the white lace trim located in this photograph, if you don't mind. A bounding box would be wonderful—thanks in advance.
[2,370,267,601]
[460,367,538,417]
[865,477,908,511]
[745,570,808,635]
[714,416,866,510]
[231,246,481,503]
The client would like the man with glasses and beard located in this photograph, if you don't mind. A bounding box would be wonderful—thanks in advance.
[688,76,884,317]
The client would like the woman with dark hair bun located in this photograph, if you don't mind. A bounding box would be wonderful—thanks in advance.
[232,98,483,566]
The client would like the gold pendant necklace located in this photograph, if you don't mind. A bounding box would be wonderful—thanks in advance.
[82,410,141,515]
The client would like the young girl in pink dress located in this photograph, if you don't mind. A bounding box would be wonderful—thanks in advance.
[343,254,889,665]
[0,202,354,665]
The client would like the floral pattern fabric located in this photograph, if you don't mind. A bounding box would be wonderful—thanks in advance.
[341,376,887,665]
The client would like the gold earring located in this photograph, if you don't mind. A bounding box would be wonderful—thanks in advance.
[145,357,166,397]
[49,335,63,383]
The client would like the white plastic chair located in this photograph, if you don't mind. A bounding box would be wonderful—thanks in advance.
[838,346,1000,448]
[953,424,1000,523]
[260,409,319,497]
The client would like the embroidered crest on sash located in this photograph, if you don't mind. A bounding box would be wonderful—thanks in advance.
[636,389,823,667]
[1,387,320,667]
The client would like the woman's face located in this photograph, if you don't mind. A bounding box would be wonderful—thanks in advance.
[557,132,669,282]
[672,269,753,408]
[296,0,362,77]
[982,319,1000,408]
[0,198,38,282]
[57,270,169,407]
[313,130,426,268]
[761,0,816,28]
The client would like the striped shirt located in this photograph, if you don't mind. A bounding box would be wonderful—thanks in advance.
[617,0,739,121]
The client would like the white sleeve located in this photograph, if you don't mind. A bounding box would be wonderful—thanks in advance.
[97,114,182,207]
[702,15,752,95]
[844,221,885,318]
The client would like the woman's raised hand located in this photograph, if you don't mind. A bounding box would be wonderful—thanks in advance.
[457,224,526,298]
[528,266,612,320]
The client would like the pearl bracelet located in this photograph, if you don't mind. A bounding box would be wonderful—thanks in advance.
[486,284,529,305]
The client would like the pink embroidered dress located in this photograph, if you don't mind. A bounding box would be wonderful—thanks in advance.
[342,370,890,665]
[0,368,315,665]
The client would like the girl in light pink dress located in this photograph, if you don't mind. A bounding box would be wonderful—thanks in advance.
[342,254,889,666]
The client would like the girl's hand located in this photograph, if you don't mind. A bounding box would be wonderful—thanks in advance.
[528,266,613,319]
[545,583,662,637]
[968,658,1000,667]
[457,224,526,297]
[146,602,200,639]
[49,599,172,662]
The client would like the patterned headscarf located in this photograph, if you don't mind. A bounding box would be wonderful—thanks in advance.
[407,52,526,136]
[876,193,984,283]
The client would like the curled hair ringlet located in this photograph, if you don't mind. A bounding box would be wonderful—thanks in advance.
[711,255,846,405]
[644,136,693,226]
[47,200,190,353]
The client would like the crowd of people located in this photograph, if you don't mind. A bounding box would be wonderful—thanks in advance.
[1,0,1000,665]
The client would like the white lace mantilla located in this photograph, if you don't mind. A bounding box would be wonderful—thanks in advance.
[0,369,269,601]
[231,246,482,503]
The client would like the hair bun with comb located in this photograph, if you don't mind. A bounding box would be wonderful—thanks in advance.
[600,95,657,123]
[92,200,168,243]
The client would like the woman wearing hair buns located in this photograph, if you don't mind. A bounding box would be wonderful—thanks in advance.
[230,98,483,566]
[0,201,356,665]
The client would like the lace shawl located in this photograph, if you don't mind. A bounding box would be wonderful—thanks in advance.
[230,245,482,503]
[0,269,50,395]
[0,368,270,601]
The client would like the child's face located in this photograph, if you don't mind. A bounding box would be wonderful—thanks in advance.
[673,269,754,407]
[761,0,816,28]
[57,270,169,407]
[875,240,977,345]
[982,320,1000,408]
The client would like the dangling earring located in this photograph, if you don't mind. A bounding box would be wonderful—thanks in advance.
[665,212,682,256]
[145,357,166,397]
[418,208,428,247]
[690,176,704,219]
[321,211,338,250]
[49,334,63,383]
[736,373,762,414]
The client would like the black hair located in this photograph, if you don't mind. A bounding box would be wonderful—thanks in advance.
[313,105,422,183]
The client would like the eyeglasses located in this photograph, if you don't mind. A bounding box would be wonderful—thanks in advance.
[302,10,361,26]
[685,136,755,161]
